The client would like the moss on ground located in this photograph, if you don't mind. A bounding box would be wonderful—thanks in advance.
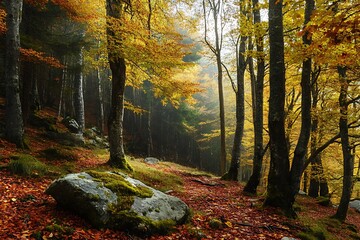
[8,154,49,177]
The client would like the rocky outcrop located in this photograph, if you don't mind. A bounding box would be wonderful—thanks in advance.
[46,171,190,235]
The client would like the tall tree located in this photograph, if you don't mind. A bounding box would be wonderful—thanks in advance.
[5,0,24,148]
[202,0,227,174]
[264,0,294,216]
[222,1,248,181]
[74,48,85,134]
[334,66,354,221]
[243,0,265,193]
[289,0,314,200]
[105,0,131,170]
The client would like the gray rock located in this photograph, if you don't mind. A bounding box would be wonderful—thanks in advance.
[281,238,297,240]
[46,171,190,234]
[46,172,117,226]
[62,117,80,133]
[349,200,360,212]
[144,157,160,165]
[298,190,307,195]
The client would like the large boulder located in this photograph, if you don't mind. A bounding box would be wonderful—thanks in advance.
[46,171,190,235]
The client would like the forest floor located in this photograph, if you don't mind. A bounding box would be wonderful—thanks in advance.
[1,106,360,239]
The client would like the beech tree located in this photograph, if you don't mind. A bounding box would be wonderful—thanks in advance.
[243,0,265,194]
[5,0,24,148]
[105,0,131,169]
[202,0,227,174]
[289,0,314,200]
[264,0,294,216]
[222,0,248,181]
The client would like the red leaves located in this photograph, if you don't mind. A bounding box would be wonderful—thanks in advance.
[20,48,64,69]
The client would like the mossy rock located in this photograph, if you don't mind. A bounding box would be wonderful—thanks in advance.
[46,171,190,236]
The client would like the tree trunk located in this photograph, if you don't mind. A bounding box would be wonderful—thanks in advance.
[334,66,354,222]
[223,33,247,181]
[96,67,105,135]
[5,0,24,148]
[106,0,131,170]
[289,0,314,200]
[203,0,226,175]
[243,0,265,194]
[74,49,85,133]
[264,0,294,217]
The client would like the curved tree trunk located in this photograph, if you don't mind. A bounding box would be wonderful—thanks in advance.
[5,0,24,148]
[264,0,294,217]
[243,0,265,194]
[106,0,131,170]
[334,66,354,222]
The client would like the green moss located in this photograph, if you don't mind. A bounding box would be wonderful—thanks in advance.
[41,147,77,161]
[45,223,74,235]
[297,217,335,240]
[86,170,177,235]
[109,211,176,235]
[129,161,183,192]
[86,170,153,198]
[208,218,222,229]
[316,196,331,206]
[108,155,133,172]
[8,154,48,177]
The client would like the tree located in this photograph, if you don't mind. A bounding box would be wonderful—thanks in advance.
[222,0,248,181]
[289,0,314,200]
[264,0,294,216]
[105,0,131,170]
[243,0,265,194]
[74,47,85,134]
[202,0,227,175]
[334,66,354,221]
[5,0,24,148]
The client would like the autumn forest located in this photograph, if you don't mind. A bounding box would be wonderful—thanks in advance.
[0,0,360,239]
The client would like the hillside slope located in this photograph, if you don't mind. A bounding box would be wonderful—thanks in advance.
[1,105,360,239]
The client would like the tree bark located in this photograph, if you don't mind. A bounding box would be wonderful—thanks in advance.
[289,0,314,200]
[243,0,265,194]
[334,66,354,222]
[106,0,131,170]
[74,48,85,133]
[223,33,247,181]
[96,67,105,135]
[5,0,24,148]
[264,0,294,217]
[203,0,226,175]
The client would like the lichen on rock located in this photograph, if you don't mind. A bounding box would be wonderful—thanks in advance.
[46,171,190,236]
